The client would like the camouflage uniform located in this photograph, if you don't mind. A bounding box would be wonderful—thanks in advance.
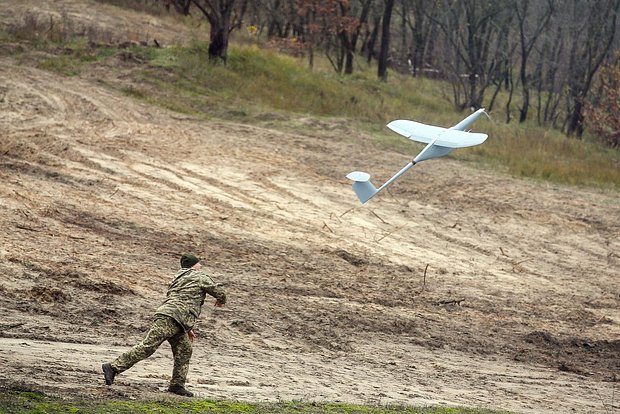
[109,268,226,388]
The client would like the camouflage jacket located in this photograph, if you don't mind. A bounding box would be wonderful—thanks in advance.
[155,268,226,331]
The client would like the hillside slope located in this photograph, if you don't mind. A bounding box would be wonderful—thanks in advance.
[1,2,619,413]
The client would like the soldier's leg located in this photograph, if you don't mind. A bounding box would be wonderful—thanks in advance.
[110,316,181,374]
[168,330,193,388]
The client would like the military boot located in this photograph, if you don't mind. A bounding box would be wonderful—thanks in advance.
[102,363,117,385]
[167,385,194,397]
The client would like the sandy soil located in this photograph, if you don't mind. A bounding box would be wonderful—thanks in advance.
[0,2,619,413]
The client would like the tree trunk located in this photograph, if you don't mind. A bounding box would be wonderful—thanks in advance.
[515,0,554,123]
[191,0,237,63]
[364,14,381,64]
[566,98,585,137]
[407,0,437,78]
[505,67,514,123]
[435,0,509,111]
[343,0,372,75]
[378,0,395,81]
[343,35,355,75]
[208,24,230,62]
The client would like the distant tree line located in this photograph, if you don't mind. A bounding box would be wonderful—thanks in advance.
[162,0,619,143]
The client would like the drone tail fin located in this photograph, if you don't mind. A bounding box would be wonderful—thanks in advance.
[346,171,378,204]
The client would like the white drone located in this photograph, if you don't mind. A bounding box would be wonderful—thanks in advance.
[346,108,489,204]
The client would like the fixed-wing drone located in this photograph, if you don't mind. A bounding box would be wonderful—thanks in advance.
[346,108,489,204]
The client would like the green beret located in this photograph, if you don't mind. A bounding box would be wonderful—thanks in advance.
[180,253,200,268]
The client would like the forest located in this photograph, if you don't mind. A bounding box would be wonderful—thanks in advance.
[144,0,620,147]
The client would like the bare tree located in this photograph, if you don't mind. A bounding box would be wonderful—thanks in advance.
[361,6,382,64]
[191,0,246,62]
[402,0,438,77]
[378,0,395,81]
[486,17,517,120]
[514,0,555,123]
[434,0,511,110]
[533,22,565,128]
[341,0,373,74]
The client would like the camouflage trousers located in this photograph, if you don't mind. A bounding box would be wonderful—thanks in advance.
[110,315,193,387]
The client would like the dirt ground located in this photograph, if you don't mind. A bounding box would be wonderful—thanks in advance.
[0,2,619,413]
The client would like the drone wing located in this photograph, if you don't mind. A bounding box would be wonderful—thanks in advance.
[387,120,488,148]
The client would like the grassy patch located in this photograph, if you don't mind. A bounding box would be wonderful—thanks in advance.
[36,47,115,76]
[122,42,449,123]
[25,37,116,76]
[0,391,514,414]
[451,122,620,188]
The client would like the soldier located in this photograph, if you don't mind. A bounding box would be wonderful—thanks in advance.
[102,253,227,397]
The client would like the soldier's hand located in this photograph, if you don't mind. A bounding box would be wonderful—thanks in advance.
[188,329,197,343]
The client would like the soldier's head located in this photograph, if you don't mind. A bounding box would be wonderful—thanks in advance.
[180,253,201,269]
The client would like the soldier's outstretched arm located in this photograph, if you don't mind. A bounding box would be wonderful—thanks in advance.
[200,275,227,305]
